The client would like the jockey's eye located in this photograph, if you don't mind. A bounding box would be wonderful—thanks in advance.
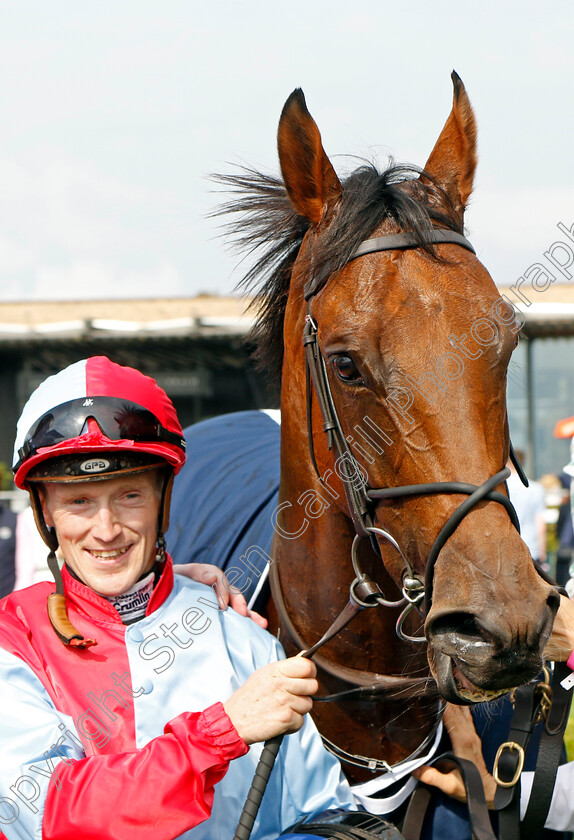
[331,354,363,383]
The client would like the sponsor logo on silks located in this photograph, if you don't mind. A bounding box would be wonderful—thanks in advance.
[80,458,111,474]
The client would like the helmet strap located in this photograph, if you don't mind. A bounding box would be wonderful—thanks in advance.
[154,469,173,565]
[28,484,58,552]
[28,484,96,648]
[159,470,174,534]
[46,548,63,595]
[155,532,167,564]
[45,557,97,648]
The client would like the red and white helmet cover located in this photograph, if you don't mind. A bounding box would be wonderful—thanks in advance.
[13,357,186,488]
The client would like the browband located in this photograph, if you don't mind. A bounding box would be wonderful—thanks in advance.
[350,229,475,260]
[304,228,475,300]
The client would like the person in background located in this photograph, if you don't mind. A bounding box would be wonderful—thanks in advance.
[556,472,574,589]
[555,416,574,592]
[13,505,51,589]
[507,449,547,572]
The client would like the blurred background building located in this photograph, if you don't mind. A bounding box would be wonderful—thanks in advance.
[503,282,574,479]
[0,283,573,497]
[0,294,277,507]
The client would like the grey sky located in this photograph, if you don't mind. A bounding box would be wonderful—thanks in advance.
[0,1,572,301]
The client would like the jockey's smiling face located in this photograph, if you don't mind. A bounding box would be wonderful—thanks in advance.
[39,471,162,597]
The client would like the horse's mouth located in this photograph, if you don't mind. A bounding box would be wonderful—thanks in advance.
[434,650,511,705]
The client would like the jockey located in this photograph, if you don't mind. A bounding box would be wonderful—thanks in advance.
[0,356,355,840]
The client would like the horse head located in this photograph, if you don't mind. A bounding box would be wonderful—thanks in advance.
[272,75,558,706]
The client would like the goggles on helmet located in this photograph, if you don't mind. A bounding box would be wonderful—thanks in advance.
[14,396,186,471]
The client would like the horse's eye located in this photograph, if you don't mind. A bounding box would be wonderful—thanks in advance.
[332,354,362,383]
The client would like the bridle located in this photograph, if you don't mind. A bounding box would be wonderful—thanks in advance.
[302,227,523,642]
[236,228,528,840]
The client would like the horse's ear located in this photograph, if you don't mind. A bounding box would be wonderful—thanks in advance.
[277,89,342,226]
[422,71,477,218]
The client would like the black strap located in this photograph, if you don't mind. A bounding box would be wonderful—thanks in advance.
[303,229,475,299]
[402,753,497,840]
[494,663,573,840]
[303,314,371,537]
[494,683,540,839]
[521,662,572,838]
[350,230,475,261]
[401,785,432,840]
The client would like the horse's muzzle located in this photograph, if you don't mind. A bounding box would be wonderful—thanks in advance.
[425,592,559,704]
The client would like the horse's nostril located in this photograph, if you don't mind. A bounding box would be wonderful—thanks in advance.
[547,589,560,613]
[428,611,513,663]
[428,613,497,668]
[430,612,484,642]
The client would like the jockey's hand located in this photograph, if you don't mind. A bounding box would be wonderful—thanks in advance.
[544,594,574,661]
[173,562,268,629]
[412,704,497,809]
[224,655,318,745]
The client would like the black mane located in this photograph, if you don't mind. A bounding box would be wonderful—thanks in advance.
[211,161,461,384]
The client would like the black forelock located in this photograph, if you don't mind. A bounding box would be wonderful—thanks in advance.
[210,160,461,385]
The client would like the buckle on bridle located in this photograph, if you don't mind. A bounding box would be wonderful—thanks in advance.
[493,741,525,787]
[304,313,318,331]
[534,667,553,724]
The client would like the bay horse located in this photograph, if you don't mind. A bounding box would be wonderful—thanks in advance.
[167,74,560,822]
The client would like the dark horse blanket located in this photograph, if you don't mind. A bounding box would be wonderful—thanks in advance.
[166,410,279,610]
[167,411,568,840]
